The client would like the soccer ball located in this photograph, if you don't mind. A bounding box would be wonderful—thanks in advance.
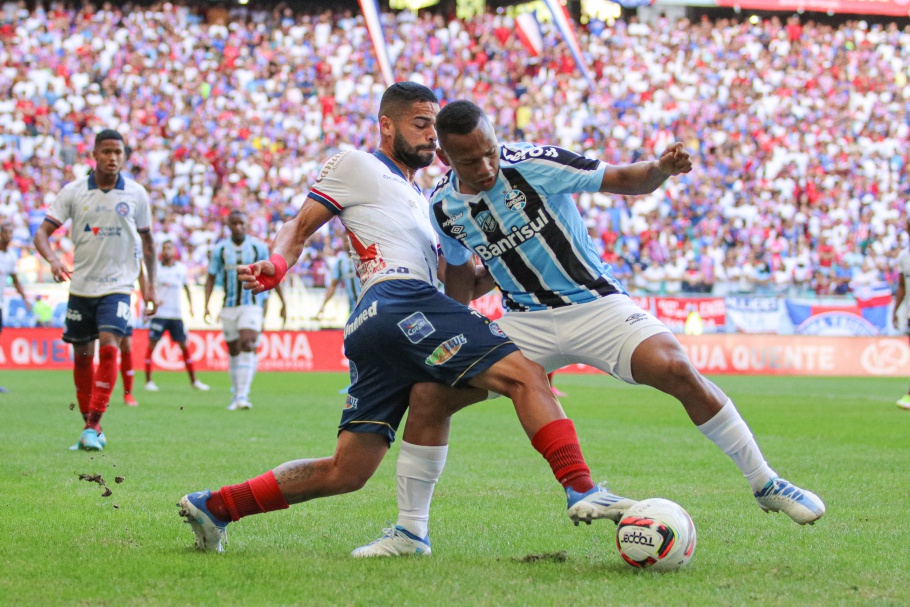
[615,498,696,572]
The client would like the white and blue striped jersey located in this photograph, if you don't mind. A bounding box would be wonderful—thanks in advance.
[431,143,624,312]
[208,236,270,308]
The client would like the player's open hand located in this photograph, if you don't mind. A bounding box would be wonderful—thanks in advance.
[657,143,692,176]
[50,259,72,283]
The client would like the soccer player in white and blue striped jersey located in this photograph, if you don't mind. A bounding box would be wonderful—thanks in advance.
[203,210,286,410]
[356,101,825,556]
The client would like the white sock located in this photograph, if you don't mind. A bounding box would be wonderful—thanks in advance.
[228,355,239,396]
[697,400,776,492]
[235,351,255,399]
[396,441,448,539]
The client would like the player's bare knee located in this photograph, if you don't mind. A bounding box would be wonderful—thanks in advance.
[663,353,700,391]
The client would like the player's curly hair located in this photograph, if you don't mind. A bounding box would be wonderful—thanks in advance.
[436,100,486,137]
[378,81,438,122]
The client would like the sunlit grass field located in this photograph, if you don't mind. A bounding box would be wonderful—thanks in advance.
[2,370,908,606]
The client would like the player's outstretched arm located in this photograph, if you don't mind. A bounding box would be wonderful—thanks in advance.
[33,220,71,283]
[600,142,692,196]
[239,200,334,294]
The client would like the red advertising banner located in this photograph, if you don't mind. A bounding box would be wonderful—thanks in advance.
[715,0,910,16]
[0,328,349,373]
[2,329,907,377]
[558,334,910,376]
[653,297,726,333]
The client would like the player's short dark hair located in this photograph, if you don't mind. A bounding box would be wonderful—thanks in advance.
[378,82,438,122]
[228,209,247,221]
[436,100,486,138]
[94,129,124,146]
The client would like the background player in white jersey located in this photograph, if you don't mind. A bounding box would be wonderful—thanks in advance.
[145,239,209,393]
[0,221,31,393]
[177,82,624,555]
[204,209,286,410]
[357,100,825,556]
[892,217,910,409]
[33,129,157,451]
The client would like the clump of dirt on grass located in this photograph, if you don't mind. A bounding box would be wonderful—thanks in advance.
[77,472,117,499]
[517,551,568,563]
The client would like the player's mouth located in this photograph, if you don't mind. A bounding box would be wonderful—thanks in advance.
[478,175,497,189]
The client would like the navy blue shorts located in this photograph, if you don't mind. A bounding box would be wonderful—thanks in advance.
[149,318,187,342]
[340,279,518,444]
[63,293,132,344]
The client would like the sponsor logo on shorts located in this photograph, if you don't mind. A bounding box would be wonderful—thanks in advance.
[115,202,130,217]
[488,322,507,338]
[425,334,467,366]
[504,189,527,211]
[344,300,379,338]
[475,211,498,233]
[625,313,649,326]
[349,360,358,384]
[66,309,83,322]
[344,395,359,410]
[397,311,436,344]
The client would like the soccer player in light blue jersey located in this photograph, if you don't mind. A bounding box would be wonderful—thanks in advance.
[177,83,626,555]
[203,210,286,410]
[356,100,824,557]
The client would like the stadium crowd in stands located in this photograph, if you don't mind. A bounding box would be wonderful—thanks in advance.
[1,1,908,299]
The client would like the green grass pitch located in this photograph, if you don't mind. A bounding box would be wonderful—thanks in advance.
[1,370,908,606]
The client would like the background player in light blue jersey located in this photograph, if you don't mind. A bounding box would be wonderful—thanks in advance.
[358,100,825,557]
[204,209,286,410]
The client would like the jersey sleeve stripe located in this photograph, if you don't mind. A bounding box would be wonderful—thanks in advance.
[44,216,62,228]
[137,227,150,233]
[308,189,343,214]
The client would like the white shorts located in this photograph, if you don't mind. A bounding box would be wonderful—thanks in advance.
[220,305,264,342]
[495,294,671,384]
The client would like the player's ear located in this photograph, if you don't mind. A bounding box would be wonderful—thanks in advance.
[436,148,451,167]
[379,115,394,138]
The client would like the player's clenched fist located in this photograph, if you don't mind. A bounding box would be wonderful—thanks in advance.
[657,142,692,176]
[239,254,288,294]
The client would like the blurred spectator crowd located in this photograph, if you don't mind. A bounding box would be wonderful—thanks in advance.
[1,1,908,299]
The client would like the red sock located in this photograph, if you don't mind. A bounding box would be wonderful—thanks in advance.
[144,345,154,383]
[85,345,118,431]
[530,419,594,493]
[180,345,196,383]
[207,471,289,522]
[120,349,134,395]
[74,353,94,416]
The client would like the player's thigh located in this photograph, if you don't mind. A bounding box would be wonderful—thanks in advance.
[95,293,132,338]
[148,318,166,342]
[63,294,101,344]
[167,319,188,343]
[219,307,241,342]
[554,294,671,383]
[494,310,566,372]
[237,305,264,333]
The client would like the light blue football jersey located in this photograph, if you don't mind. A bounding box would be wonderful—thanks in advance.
[431,142,625,311]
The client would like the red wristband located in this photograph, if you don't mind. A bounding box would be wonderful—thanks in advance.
[257,254,288,291]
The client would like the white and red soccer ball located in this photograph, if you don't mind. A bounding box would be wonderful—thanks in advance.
[615,498,697,572]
